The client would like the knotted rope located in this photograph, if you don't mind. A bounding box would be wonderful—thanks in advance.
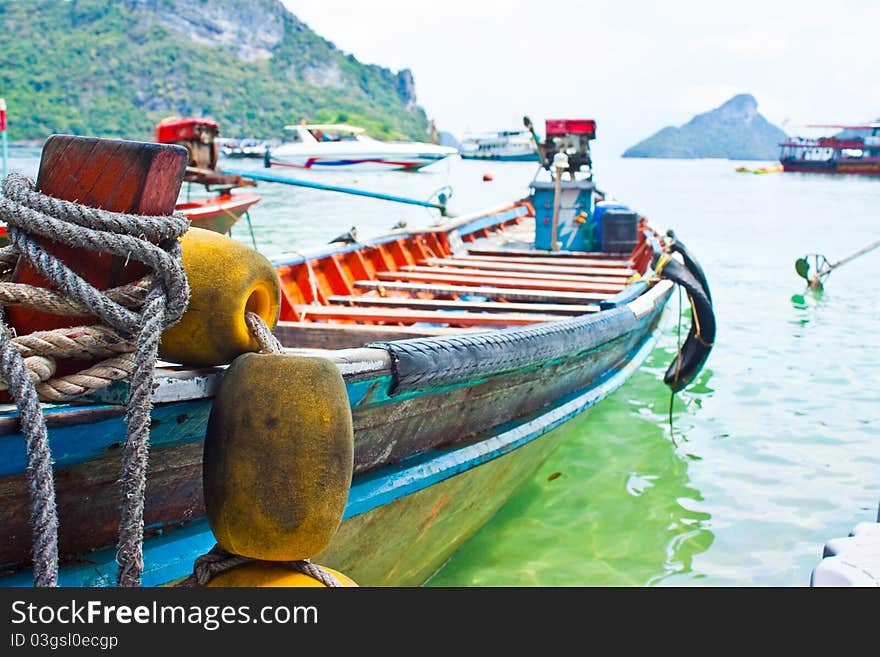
[176,544,343,588]
[0,173,190,587]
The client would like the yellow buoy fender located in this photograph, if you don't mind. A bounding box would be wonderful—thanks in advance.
[204,561,357,587]
[159,227,281,366]
[203,353,354,562]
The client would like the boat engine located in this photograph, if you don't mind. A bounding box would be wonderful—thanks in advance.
[530,118,639,254]
[156,117,254,191]
[156,117,221,170]
[539,118,596,179]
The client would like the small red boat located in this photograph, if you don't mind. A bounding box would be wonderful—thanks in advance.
[0,192,260,245]
[175,192,261,235]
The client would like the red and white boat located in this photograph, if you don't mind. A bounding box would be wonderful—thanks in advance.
[779,123,880,176]
[0,118,260,245]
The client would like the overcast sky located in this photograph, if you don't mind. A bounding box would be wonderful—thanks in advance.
[282,1,880,155]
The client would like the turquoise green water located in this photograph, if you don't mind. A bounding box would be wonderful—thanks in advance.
[7,148,880,586]
[430,157,880,587]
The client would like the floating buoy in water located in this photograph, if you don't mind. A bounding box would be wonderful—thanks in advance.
[159,227,281,366]
[482,172,494,181]
[204,561,357,588]
[203,353,354,562]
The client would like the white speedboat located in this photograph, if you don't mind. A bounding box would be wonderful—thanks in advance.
[459,129,540,162]
[266,123,457,171]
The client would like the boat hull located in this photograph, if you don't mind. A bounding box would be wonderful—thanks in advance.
[0,192,695,588]
[0,315,663,587]
[268,138,457,172]
[175,193,261,234]
[460,152,540,162]
[780,158,880,176]
[267,153,452,171]
[0,296,666,577]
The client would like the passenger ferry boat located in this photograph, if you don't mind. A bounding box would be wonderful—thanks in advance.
[459,129,540,162]
[779,123,880,175]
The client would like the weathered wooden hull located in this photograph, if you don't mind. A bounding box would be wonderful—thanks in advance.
[176,192,261,234]
[0,293,666,578]
[0,317,662,586]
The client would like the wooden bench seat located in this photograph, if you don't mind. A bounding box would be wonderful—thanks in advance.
[400,264,628,286]
[352,280,614,303]
[327,295,599,315]
[293,304,566,327]
[373,270,625,294]
[461,251,632,267]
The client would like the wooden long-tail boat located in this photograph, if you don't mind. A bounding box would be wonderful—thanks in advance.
[0,122,715,588]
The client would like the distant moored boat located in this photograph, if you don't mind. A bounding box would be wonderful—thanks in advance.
[459,129,540,162]
[779,123,880,176]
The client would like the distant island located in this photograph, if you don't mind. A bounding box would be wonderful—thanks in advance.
[437,131,462,150]
[0,0,432,143]
[622,94,788,160]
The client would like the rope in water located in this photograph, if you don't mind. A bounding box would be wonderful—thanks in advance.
[0,173,190,587]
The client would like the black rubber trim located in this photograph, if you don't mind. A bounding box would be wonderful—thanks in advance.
[367,306,636,394]
[599,280,648,309]
[656,256,716,392]
[667,230,712,302]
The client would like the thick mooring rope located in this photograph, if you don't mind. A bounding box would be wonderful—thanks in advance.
[0,173,190,587]
[245,310,283,354]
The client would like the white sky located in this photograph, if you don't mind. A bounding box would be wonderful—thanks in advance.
[281,1,880,155]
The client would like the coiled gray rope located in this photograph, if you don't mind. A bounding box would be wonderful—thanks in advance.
[0,173,190,587]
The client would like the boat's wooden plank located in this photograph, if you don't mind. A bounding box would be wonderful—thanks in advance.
[419,256,635,277]
[374,270,625,294]
[353,280,614,303]
[456,253,632,268]
[327,295,600,315]
[0,441,205,568]
[400,264,628,285]
[293,305,564,326]
[467,247,630,261]
[274,321,474,350]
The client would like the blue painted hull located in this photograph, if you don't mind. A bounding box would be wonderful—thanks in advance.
[459,152,540,162]
[0,316,663,587]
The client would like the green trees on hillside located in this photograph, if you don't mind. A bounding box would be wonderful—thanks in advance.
[0,0,430,142]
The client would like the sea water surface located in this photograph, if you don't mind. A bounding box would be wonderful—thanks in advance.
[5,148,879,587]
